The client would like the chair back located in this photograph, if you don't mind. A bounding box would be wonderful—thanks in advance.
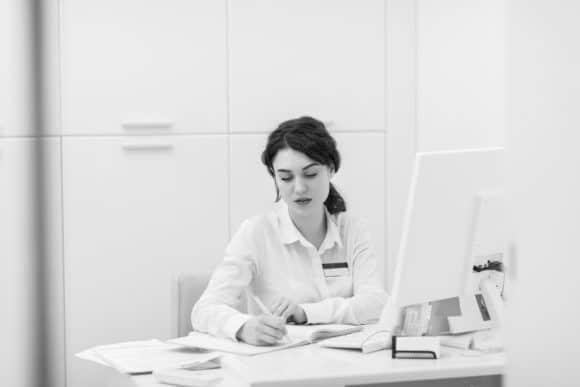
[177,273,211,337]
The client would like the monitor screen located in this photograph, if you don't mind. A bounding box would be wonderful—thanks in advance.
[390,148,505,308]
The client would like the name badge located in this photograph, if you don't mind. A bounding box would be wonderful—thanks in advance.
[322,262,349,277]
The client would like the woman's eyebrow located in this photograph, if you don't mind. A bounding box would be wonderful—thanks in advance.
[302,163,320,170]
[276,163,319,173]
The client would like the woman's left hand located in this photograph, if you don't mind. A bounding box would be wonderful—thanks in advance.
[270,297,307,324]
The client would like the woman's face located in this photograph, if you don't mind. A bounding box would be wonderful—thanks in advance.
[272,148,332,219]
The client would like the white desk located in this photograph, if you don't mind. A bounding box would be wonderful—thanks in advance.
[114,344,505,387]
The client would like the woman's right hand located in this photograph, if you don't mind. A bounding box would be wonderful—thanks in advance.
[235,315,287,346]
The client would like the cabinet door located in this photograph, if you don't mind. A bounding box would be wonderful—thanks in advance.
[60,0,227,135]
[62,136,228,387]
[229,134,277,232]
[228,0,385,133]
[230,133,386,284]
[0,0,33,137]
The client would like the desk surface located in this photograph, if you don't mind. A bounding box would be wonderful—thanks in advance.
[124,344,505,387]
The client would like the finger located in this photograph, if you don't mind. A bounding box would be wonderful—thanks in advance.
[269,298,282,312]
[261,315,287,331]
[254,334,278,346]
[277,303,293,321]
[259,321,285,338]
[254,331,279,346]
[257,325,284,342]
[283,310,294,323]
[259,321,287,340]
[257,336,279,346]
[272,300,289,317]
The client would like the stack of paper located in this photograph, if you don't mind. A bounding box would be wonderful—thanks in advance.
[79,339,220,374]
[439,333,474,350]
[438,328,504,352]
[153,368,223,387]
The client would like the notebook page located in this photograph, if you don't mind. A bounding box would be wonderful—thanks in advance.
[286,324,363,342]
[169,332,308,356]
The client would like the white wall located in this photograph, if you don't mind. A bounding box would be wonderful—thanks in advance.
[506,1,580,386]
[386,0,506,287]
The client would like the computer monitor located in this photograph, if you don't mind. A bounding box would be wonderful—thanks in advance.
[389,148,505,309]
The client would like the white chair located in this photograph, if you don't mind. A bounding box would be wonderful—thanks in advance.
[176,273,211,337]
[176,273,249,337]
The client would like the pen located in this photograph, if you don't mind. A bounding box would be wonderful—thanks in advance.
[252,295,291,343]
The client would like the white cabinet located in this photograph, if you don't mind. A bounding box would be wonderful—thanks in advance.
[60,0,227,135]
[62,136,228,387]
[0,0,33,137]
[230,132,386,284]
[228,0,385,133]
[229,134,277,232]
[0,138,64,387]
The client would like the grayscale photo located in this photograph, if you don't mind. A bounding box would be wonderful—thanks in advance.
[1,1,578,387]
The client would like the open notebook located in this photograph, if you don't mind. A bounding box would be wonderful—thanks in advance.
[168,324,362,356]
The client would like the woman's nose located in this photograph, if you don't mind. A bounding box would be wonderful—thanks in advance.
[294,177,307,194]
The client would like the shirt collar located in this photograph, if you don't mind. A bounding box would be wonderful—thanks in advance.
[277,201,343,251]
[319,208,344,252]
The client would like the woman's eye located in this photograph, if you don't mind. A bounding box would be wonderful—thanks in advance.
[305,173,318,178]
[280,176,293,182]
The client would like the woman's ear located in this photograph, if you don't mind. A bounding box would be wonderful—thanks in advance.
[328,167,335,179]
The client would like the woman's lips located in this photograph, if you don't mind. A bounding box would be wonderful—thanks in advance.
[294,198,312,205]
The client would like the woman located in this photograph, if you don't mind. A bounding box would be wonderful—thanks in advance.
[191,116,388,345]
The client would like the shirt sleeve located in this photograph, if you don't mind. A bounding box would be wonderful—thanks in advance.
[191,220,256,340]
[299,217,389,325]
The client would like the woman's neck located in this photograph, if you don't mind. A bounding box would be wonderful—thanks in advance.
[290,207,327,250]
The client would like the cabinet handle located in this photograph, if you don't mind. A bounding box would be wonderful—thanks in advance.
[122,120,174,130]
[122,143,174,151]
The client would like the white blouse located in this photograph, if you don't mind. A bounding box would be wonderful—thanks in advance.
[191,202,388,340]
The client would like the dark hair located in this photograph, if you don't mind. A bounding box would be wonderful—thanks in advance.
[261,116,346,214]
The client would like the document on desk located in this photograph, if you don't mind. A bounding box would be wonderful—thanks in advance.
[168,332,304,356]
[319,324,393,353]
[90,339,221,374]
[169,325,362,356]
[285,324,362,342]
